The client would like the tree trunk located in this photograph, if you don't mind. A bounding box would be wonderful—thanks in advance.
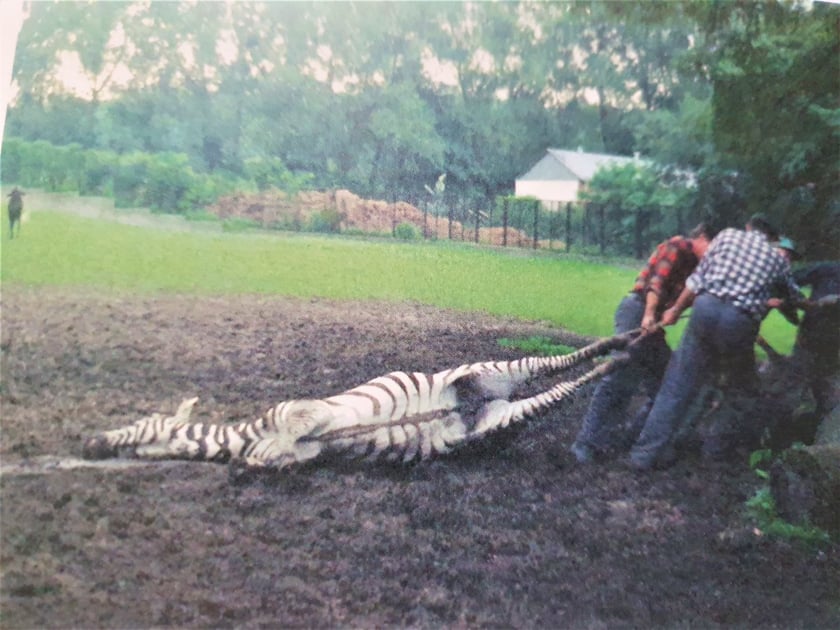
[770,444,840,540]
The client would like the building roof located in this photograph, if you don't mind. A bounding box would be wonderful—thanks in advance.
[517,148,643,182]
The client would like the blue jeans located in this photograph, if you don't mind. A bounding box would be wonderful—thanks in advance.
[630,293,760,467]
[573,293,671,453]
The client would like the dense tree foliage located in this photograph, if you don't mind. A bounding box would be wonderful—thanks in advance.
[3,0,837,258]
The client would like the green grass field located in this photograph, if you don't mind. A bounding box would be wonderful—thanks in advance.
[0,205,799,352]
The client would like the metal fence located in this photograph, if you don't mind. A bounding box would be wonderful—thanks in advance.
[406,197,691,258]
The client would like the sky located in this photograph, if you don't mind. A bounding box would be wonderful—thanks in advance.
[1,0,25,144]
[2,0,838,141]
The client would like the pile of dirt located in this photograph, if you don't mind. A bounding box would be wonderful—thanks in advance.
[207,188,550,247]
[1,287,838,629]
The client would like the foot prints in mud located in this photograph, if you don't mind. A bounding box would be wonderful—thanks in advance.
[1,287,838,628]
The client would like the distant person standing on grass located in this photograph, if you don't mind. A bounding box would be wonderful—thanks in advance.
[629,214,804,470]
[570,223,717,464]
[7,187,24,239]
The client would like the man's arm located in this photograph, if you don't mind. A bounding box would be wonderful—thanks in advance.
[661,286,696,326]
[641,290,660,330]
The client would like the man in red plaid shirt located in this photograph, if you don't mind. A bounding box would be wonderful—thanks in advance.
[570,223,717,464]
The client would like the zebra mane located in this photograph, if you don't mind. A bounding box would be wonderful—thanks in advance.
[83,330,639,473]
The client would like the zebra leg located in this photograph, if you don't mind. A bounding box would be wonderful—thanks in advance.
[82,397,199,459]
[241,435,324,470]
[469,353,631,438]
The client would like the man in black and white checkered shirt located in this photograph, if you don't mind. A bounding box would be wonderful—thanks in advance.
[629,214,804,470]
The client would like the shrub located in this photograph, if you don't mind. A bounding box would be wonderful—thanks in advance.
[80,149,117,196]
[48,143,85,192]
[0,138,22,183]
[144,152,196,212]
[19,139,52,188]
[394,222,420,241]
[184,209,219,223]
[244,156,288,192]
[222,217,261,232]
[308,208,344,233]
[113,152,150,208]
[743,446,831,546]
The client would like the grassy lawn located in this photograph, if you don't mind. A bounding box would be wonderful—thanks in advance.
[0,207,799,351]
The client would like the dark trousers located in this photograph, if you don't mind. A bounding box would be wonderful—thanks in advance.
[630,293,760,467]
[793,305,840,413]
[573,293,671,452]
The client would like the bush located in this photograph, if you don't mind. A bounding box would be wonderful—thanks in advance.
[308,208,344,233]
[113,152,150,208]
[144,152,196,212]
[1,138,239,214]
[19,139,52,188]
[244,156,288,192]
[394,222,420,241]
[0,138,22,183]
[184,209,219,223]
[47,143,85,192]
[80,149,117,196]
[222,217,261,232]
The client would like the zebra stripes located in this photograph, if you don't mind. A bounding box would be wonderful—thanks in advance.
[83,330,636,471]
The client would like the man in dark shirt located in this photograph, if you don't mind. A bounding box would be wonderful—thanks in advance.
[791,262,840,415]
[629,215,803,470]
[570,223,717,464]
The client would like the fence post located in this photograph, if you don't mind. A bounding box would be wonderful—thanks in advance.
[423,200,429,240]
[502,197,509,247]
[548,204,555,250]
[474,204,480,243]
[392,192,397,237]
[582,202,589,248]
[599,203,606,254]
[565,202,572,253]
[533,200,539,249]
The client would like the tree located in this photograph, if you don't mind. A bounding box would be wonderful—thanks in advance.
[689,0,839,258]
[582,162,694,258]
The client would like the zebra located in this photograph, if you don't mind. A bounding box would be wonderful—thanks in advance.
[7,188,24,239]
[83,330,640,472]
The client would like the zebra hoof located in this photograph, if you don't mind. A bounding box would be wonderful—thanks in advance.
[82,435,117,460]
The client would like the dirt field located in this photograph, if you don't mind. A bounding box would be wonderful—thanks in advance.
[1,287,838,629]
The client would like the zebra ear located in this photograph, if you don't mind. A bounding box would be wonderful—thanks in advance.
[174,397,199,422]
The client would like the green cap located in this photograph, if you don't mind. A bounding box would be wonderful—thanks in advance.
[773,236,801,259]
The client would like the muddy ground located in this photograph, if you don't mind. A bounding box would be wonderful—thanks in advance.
[1,287,838,629]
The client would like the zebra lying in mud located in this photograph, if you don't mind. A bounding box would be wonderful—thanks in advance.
[83,330,640,472]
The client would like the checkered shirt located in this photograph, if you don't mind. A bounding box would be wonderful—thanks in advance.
[632,236,699,314]
[686,228,802,321]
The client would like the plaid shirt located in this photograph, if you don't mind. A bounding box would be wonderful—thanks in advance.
[686,228,802,321]
[632,236,699,315]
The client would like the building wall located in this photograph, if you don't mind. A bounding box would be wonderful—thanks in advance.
[514,179,580,205]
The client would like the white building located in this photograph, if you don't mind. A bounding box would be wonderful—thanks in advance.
[515,148,644,210]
